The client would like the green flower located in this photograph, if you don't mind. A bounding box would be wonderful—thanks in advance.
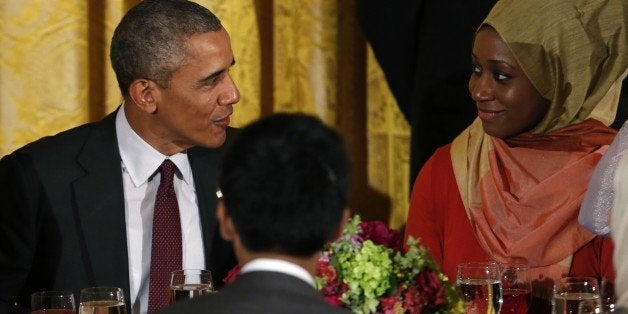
[315,215,466,314]
[339,240,393,313]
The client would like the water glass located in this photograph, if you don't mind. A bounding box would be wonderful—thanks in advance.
[552,277,600,314]
[31,291,76,314]
[79,287,126,314]
[457,261,503,314]
[168,269,214,304]
[500,260,531,314]
[600,278,616,313]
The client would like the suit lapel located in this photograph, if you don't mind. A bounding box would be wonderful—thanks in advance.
[188,146,220,268]
[188,127,236,274]
[73,112,130,294]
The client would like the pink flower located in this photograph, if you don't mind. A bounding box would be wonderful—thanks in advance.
[359,220,403,250]
[403,285,425,314]
[380,295,399,314]
[416,270,445,309]
[222,264,242,285]
[403,270,446,312]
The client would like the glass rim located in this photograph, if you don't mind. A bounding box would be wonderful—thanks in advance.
[457,261,500,268]
[556,276,598,283]
[80,286,124,293]
[171,269,212,276]
[31,291,74,297]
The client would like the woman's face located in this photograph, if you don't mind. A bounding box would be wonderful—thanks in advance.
[469,26,550,139]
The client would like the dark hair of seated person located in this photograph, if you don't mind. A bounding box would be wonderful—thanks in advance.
[218,113,351,257]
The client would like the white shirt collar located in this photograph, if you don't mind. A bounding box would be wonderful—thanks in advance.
[115,104,193,187]
[240,258,316,288]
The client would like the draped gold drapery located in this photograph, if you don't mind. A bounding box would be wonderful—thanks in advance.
[0,0,410,228]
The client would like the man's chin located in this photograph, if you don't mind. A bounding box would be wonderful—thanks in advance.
[199,131,227,149]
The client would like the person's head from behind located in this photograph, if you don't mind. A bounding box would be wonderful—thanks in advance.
[110,0,240,152]
[217,113,351,262]
[469,0,627,139]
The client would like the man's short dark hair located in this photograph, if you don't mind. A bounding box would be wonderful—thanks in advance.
[110,0,223,96]
[219,113,351,257]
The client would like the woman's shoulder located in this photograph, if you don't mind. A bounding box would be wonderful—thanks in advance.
[412,143,456,191]
[423,143,454,171]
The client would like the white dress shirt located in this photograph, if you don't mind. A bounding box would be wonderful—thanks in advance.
[115,106,205,314]
[240,258,316,288]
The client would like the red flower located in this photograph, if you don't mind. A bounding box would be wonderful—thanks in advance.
[222,264,242,285]
[417,270,446,308]
[359,220,403,250]
[317,259,338,283]
[404,270,446,311]
[403,285,425,314]
[321,281,348,307]
[380,295,399,313]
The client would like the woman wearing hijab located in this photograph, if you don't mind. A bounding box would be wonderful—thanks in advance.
[404,0,627,309]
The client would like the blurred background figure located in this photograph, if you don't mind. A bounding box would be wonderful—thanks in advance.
[580,120,628,310]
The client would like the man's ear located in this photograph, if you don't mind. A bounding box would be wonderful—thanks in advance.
[331,208,352,241]
[216,201,237,242]
[128,79,158,114]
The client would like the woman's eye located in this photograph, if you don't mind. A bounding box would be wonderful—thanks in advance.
[471,64,481,74]
[494,72,510,81]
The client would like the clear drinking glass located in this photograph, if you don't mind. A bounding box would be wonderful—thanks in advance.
[78,287,126,314]
[168,269,214,304]
[552,277,600,314]
[457,261,503,314]
[600,278,616,314]
[500,260,531,314]
[578,299,601,314]
[31,291,76,314]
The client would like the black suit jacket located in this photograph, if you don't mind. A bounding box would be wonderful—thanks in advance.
[0,110,236,313]
[157,271,350,314]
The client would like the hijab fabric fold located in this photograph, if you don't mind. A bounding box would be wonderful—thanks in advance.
[451,0,626,279]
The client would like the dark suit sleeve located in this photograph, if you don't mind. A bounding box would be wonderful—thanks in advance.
[0,152,43,313]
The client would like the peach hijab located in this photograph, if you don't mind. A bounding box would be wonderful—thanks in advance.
[451,0,627,279]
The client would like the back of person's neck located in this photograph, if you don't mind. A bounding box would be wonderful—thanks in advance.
[239,252,319,277]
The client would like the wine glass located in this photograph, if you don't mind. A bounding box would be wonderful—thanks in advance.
[31,291,76,314]
[78,287,126,314]
[552,277,600,314]
[456,261,503,314]
[168,269,214,304]
[500,259,532,314]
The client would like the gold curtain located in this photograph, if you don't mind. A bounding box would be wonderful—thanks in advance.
[0,0,410,228]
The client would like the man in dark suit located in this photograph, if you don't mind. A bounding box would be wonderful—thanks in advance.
[158,113,351,314]
[0,1,238,313]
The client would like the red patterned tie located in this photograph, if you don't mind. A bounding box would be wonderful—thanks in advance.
[148,160,182,312]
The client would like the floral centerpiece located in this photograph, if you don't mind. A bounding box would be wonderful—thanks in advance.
[315,215,465,314]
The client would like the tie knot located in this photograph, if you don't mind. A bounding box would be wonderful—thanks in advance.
[159,159,178,184]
